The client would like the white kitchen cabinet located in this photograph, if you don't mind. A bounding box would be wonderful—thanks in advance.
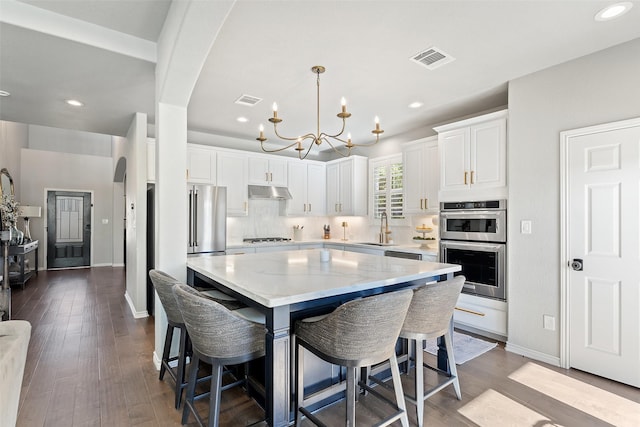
[403,136,439,214]
[248,156,288,186]
[147,139,156,182]
[285,161,326,216]
[345,245,385,256]
[187,145,217,184]
[326,156,368,216]
[434,109,507,201]
[216,151,248,216]
[453,293,507,340]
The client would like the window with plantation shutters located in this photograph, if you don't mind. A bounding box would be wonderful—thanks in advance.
[371,155,404,220]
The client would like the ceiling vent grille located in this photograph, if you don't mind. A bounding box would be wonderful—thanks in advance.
[410,47,455,70]
[235,94,262,106]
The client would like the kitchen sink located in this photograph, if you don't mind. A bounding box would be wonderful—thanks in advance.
[358,242,396,246]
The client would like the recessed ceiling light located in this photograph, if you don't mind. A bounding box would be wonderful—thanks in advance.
[66,99,84,107]
[409,101,423,109]
[236,116,249,123]
[595,2,633,21]
[0,90,10,97]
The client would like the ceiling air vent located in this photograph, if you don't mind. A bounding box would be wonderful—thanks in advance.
[410,47,455,70]
[235,94,262,106]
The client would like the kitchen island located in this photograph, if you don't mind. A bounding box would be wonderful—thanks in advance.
[187,248,460,427]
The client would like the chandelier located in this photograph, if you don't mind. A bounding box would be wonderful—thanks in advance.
[256,65,383,160]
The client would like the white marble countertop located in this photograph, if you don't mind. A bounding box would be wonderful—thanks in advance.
[227,239,438,256]
[187,248,458,308]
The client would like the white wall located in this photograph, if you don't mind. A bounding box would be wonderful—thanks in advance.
[19,149,114,269]
[124,113,148,317]
[0,121,28,198]
[506,38,640,361]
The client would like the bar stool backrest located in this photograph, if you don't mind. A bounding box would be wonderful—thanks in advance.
[149,269,184,325]
[295,289,413,367]
[401,276,466,340]
[172,283,265,361]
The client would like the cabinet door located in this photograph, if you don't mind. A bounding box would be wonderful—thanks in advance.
[326,163,340,215]
[268,158,288,186]
[470,118,506,189]
[338,160,354,215]
[217,152,247,216]
[248,157,270,184]
[306,163,326,215]
[188,146,216,183]
[403,143,425,214]
[286,161,308,216]
[439,128,469,191]
[423,141,439,211]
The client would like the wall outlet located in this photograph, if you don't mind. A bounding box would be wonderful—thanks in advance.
[521,220,532,234]
[543,315,556,331]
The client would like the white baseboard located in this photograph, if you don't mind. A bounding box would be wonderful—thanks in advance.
[153,351,162,371]
[505,341,561,367]
[112,263,125,267]
[124,291,149,319]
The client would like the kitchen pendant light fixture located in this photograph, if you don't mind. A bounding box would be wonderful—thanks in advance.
[256,65,383,160]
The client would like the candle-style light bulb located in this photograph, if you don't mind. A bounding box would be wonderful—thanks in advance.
[259,124,265,138]
[272,102,278,118]
[341,97,347,113]
[374,116,380,130]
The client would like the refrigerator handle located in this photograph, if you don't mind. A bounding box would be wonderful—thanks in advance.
[188,189,193,247]
[193,190,198,247]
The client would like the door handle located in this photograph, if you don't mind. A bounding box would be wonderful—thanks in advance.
[570,259,583,271]
[464,171,468,185]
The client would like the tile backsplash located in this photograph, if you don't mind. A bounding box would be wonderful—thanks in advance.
[227,199,438,246]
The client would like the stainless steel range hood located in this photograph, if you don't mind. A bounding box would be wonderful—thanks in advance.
[248,185,292,200]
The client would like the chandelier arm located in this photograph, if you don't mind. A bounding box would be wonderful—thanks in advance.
[347,133,382,147]
[320,136,352,158]
[271,123,305,142]
[317,117,347,140]
[259,140,302,153]
[298,140,316,160]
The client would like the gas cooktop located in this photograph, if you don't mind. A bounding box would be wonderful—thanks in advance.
[243,237,292,243]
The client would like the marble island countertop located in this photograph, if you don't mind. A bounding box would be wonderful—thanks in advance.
[227,239,438,257]
[187,248,455,308]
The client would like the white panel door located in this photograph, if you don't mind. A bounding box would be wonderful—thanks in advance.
[567,121,640,387]
[470,118,506,189]
[439,128,469,191]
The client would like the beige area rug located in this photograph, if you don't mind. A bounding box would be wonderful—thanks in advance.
[423,331,497,364]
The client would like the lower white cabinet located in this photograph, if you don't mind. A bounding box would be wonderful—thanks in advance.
[254,245,299,253]
[453,293,507,339]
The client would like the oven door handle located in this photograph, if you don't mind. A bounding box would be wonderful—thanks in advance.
[463,283,476,291]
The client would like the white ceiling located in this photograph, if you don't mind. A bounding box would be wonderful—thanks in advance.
[1,0,639,149]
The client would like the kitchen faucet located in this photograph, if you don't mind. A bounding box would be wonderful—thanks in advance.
[379,211,390,244]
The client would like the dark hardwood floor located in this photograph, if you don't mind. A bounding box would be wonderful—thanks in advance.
[9,267,639,426]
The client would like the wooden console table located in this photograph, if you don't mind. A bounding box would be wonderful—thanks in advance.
[8,240,38,290]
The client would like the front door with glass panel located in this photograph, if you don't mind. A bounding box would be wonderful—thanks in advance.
[47,191,91,268]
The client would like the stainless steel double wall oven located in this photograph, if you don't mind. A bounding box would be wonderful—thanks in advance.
[440,200,507,300]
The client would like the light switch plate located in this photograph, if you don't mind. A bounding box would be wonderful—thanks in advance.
[543,315,556,331]
[521,220,532,234]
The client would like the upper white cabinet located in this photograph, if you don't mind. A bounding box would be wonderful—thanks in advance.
[187,145,217,184]
[216,150,248,216]
[326,156,368,216]
[403,136,439,214]
[248,156,288,186]
[434,109,507,201]
[285,161,326,216]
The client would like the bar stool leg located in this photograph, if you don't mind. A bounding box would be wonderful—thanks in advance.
[414,339,425,427]
[390,353,410,427]
[346,367,356,427]
[444,332,462,400]
[295,342,304,426]
[183,355,200,425]
[175,327,188,408]
[209,363,224,427]
[160,324,174,380]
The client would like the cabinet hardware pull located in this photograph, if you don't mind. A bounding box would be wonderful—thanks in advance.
[335,203,338,212]
[420,198,423,210]
[464,171,468,185]
[187,169,190,180]
[455,306,485,316]
[265,172,269,181]
[303,204,306,212]
[425,198,428,209]
[471,170,475,184]
[270,172,273,181]
[308,203,311,212]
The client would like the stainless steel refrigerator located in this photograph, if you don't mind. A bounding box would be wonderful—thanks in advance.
[187,185,226,254]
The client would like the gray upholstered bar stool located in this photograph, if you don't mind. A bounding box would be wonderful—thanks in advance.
[294,290,413,427]
[398,276,465,427]
[149,269,192,409]
[173,283,266,427]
